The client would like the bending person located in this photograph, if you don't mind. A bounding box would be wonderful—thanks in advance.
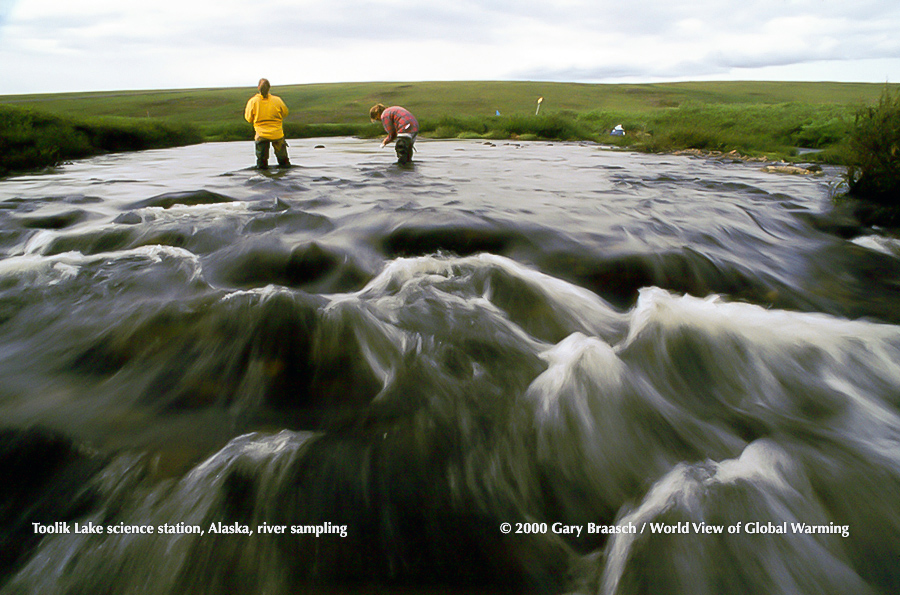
[245,79,290,169]
[370,103,418,164]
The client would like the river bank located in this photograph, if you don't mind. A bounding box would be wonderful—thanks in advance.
[0,104,202,177]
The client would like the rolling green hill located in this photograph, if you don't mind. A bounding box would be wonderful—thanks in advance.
[2,80,893,129]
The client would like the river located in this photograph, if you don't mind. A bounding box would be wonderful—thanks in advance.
[1,138,899,594]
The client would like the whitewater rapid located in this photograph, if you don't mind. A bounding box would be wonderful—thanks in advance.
[0,138,898,594]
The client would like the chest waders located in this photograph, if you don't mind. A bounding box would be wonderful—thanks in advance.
[395,135,414,165]
[256,138,290,169]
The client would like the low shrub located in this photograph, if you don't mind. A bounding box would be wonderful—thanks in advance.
[284,122,369,138]
[0,105,201,176]
[416,113,596,141]
[199,121,374,142]
[499,114,592,141]
[627,102,855,159]
[199,120,252,142]
[844,88,900,207]
[792,116,851,148]
[0,106,92,173]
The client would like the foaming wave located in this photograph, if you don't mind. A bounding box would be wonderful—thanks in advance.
[593,440,874,595]
[620,287,900,438]
[3,253,900,594]
[2,431,314,595]
[852,234,900,258]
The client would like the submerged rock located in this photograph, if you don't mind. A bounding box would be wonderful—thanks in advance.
[762,164,824,176]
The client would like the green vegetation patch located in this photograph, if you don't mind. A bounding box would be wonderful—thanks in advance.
[632,102,856,161]
[845,89,900,202]
[838,88,900,226]
[0,104,202,176]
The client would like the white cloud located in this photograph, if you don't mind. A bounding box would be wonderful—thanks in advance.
[0,0,898,94]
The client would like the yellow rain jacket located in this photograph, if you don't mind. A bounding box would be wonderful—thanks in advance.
[244,94,289,140]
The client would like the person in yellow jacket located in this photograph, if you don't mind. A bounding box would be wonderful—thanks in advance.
[244,78,290,169]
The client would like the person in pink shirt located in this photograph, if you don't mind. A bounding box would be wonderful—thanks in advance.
[369,103,418,164]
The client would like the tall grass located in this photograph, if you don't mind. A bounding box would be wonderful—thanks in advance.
[422,113,593,141]
[1,105,202,175]
[634,102,855,161]
[412,102,856,162]
[1,106,92,173]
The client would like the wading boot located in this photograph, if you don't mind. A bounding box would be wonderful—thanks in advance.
[395,136,413,164]
[255,139,270,169]
[273,139,290,168]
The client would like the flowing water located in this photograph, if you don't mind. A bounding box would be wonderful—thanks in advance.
[1,138,899,594]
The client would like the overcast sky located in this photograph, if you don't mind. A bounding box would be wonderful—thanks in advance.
[1,0,898,95]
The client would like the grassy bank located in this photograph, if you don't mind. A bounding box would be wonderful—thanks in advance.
[2,81,898,175]
[0,104,202,176]
[422,101,855,162]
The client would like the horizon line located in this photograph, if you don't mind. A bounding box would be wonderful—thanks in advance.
[2,78,897,99]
